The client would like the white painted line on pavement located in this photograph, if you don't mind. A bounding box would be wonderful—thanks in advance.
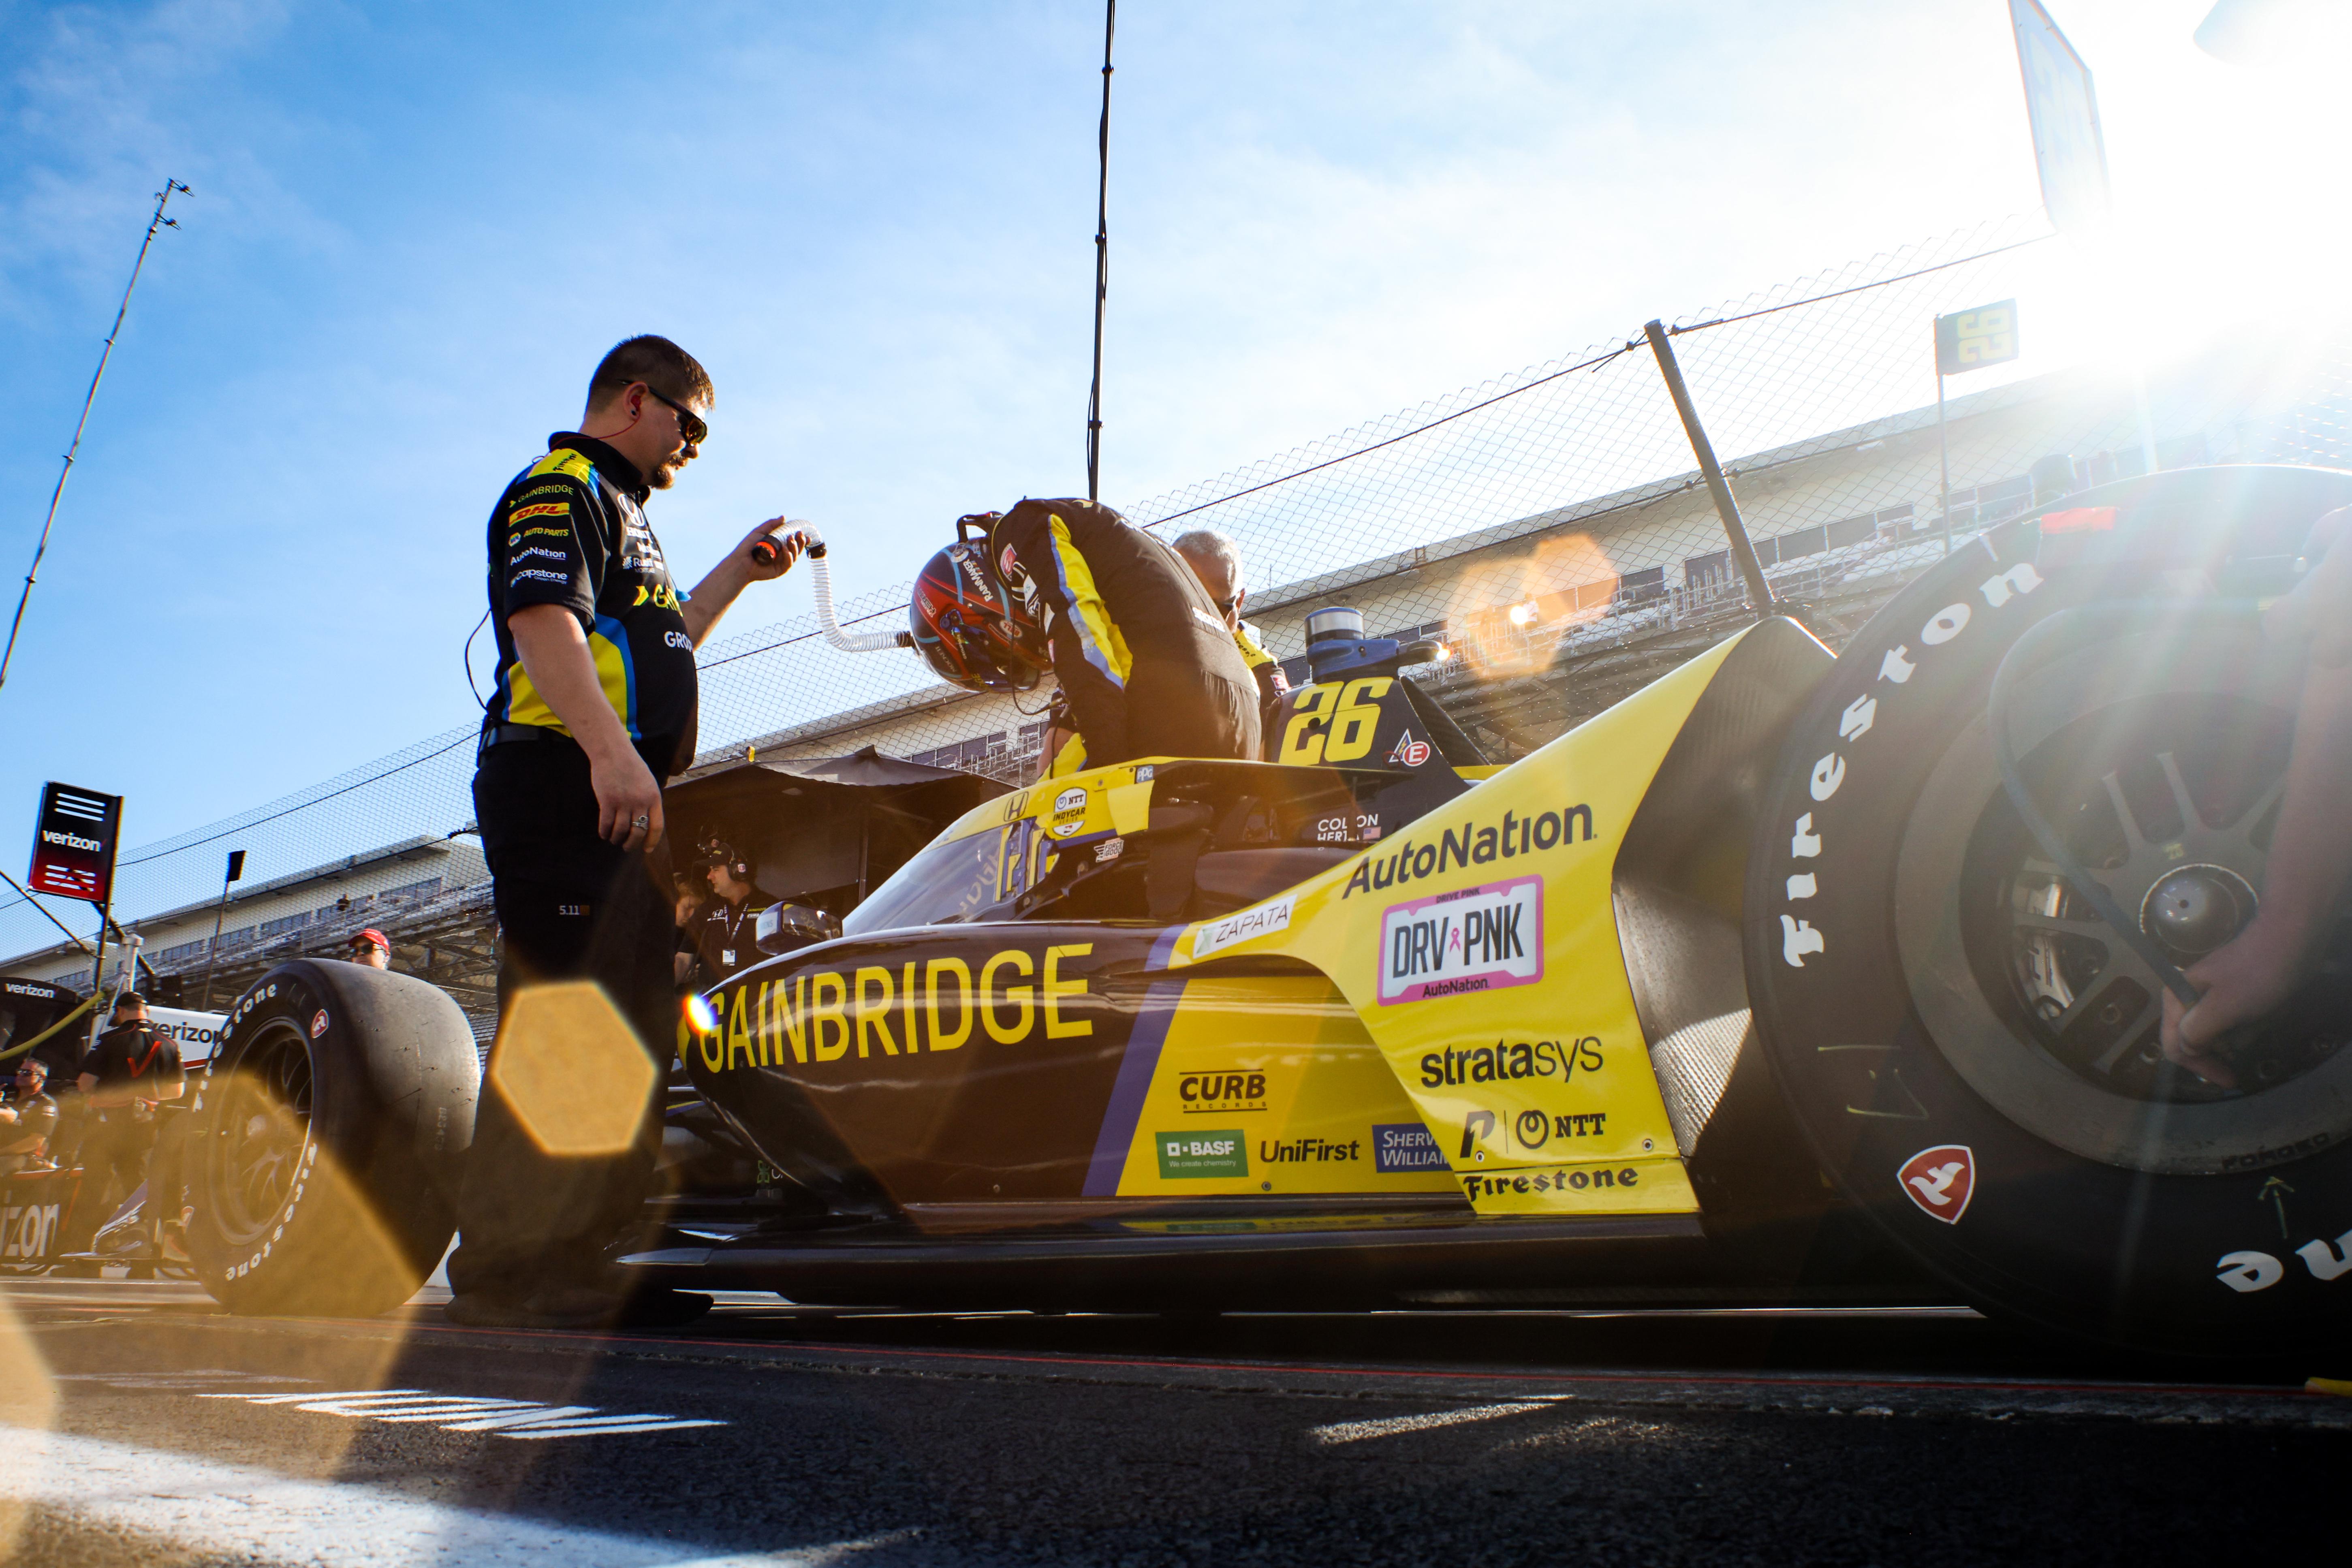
[57,1368,724,1439]
[1307,1399,1558,1446]
[2,1426,923,1567]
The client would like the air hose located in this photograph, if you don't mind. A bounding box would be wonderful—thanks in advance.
[788,525,912,654]
[1986,599,2271,1007]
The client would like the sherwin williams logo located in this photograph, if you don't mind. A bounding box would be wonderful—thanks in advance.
[1373,1123,1450,1173]
[1157,1130,1246,1179]
[1378,876,1542,1003]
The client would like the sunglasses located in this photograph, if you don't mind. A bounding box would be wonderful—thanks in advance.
[640,383,709,449]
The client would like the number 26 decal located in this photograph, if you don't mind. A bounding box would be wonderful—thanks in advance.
[1278,677,1391,766]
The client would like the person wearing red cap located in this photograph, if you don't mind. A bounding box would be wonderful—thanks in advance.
[346,929,392,970]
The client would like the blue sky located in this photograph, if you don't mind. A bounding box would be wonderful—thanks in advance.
[0,0,2339,867]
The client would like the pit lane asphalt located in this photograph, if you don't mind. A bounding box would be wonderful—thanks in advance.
[4,1276,2345,1566]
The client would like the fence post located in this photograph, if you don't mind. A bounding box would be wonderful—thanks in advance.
[1642,320,1776,614]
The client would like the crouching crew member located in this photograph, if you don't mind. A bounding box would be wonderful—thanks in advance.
[990,498,1262,776]
[452,333,808,1332]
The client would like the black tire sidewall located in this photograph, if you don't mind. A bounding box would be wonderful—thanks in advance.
[186,961,476,1316]
[1746,513,2352,1352]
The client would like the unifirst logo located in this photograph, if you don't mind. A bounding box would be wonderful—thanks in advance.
[40,829,102,852]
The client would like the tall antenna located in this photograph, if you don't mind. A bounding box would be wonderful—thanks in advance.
[0,179,191,693]
[1085,1,1116,500]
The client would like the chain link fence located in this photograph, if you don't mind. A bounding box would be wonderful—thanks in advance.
[7,213,2349,978]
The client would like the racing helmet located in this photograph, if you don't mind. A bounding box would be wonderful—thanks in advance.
[909,514,1052,693]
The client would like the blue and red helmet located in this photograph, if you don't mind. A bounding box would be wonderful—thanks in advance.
[909,514,1052,694]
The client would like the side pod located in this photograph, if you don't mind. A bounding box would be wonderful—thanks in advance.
[1174,615,1833,1221]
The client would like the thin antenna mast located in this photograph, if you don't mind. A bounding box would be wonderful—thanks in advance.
[1085,2,1116,500]
[0,178,191,693]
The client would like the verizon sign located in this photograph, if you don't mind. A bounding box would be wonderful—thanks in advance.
[28,782,122,904]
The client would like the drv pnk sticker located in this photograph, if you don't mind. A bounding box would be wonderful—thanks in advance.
[1378,876,1542,1004]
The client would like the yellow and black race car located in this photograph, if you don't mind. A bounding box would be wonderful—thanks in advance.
[177,466,2352,1355]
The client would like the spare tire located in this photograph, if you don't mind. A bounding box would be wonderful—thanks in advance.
[183,960,479,1316]
[1745,465,2352,1355]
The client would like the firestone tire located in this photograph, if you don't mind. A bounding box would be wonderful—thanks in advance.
[184,960,479,1317]
[1745,466,2352,1356]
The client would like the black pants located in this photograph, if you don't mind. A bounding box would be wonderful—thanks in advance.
[81,1112,153,1216]
[449,737,677,1301]
[1116,665,1263,766]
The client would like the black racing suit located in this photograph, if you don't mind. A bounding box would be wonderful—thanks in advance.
[73,1021,184,1235]
[991,498,1261,776]
[453,432,699,1304]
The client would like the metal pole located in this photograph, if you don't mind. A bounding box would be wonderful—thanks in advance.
[85,894,111,1055]
[0,180,190,694]
[1936,368,1953,558]
[1642,320,1776,613]
[199,850,244,1009]
[1085,0,1116,501]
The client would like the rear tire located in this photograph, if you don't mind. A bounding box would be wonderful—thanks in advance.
[1746,466,2352,1356]
[184,961,479,1317]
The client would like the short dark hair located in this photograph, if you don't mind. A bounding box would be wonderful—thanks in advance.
[112,991,145,1012]
[587,336,714,412]
[17,1057,45,1080]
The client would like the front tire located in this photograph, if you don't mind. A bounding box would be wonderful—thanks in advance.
[184,961,479,1317]
[1746,466,2352,1355]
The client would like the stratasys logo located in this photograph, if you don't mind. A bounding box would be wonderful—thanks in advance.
[38,830,102,853]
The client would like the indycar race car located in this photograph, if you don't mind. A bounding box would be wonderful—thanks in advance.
[173,465,2352,1354]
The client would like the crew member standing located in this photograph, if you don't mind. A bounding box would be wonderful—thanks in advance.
[74,992,184,1213]
[1172,528,1290,754]
[450,334,807,1331]
[991,498,1261,777]
[695,840,768,985]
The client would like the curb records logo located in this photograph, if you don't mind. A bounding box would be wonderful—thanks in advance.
[1178,1070,1268,1114]
[1156,1130,1247,1179]
[1373,1123,1451,1173]
[1050,786,1089,838]
[1897,1145,1974,1224]
[1386,730,1431,768]
[1378,876,1542,1004]
[1191,895,1294,961]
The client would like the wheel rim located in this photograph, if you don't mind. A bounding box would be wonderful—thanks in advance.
[1895,627,2352,1174]
[207,1019,315,1248]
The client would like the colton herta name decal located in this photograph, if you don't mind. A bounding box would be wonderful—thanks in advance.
[1342,803,1593,899]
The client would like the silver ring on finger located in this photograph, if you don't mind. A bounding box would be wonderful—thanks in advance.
[634,814,650,827]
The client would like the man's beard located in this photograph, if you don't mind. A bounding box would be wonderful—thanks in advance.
[647,459,682,491]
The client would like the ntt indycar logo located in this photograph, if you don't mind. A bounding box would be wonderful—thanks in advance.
[1378,875,1542,1004]
[39,829,103,853]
